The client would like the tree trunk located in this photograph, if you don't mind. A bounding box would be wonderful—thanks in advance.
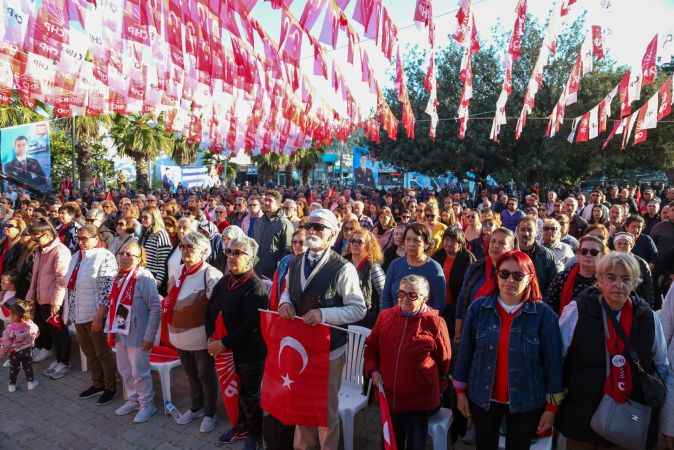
[135,156,151,191]
[285,163,294,187]
[76,143,94,192]
[301,167,310,186]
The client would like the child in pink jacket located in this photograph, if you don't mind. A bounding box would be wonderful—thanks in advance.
[0,303,39,392]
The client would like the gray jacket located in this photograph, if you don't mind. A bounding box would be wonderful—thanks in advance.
[107,267,161,348]
[253,210,293,279]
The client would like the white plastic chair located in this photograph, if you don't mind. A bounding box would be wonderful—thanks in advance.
[427,407,453,450]
[338,325,371,450]
[498,435,554,450]
[149,351,182,413]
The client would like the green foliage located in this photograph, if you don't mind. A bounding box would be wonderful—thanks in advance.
[369,14,674,187]
[253,152,289,185]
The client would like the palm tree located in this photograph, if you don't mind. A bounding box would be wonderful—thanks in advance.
[109,114,173,191]
[70,115,111,191]
[293,147,324,186]
[169,134,200,165]
[252,153,289,185]
[0,94,45,128]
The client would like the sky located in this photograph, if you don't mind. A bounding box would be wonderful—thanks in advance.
[248,0,674,119]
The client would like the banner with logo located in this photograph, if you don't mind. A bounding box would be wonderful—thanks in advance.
[0,121,52,192]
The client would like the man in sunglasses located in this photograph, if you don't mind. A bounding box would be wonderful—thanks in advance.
[278,209,365,450]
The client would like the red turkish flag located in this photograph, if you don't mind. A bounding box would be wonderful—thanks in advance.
[319,1,340,49]
[414,0,432,26]
[299,0,324,31]
[592,25,604,60]
[575,112,590,143]
[658,77,672,120]
[212,313,240,426]
[377,384,398,450]
[279,12,303,67]
[642,36,658,86]
[260,312,330,427]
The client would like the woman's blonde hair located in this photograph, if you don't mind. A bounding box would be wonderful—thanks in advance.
[351,229,384,265]
[119,240,147,268]
[142,206,166,234]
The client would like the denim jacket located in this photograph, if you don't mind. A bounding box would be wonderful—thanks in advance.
[453,294,564,413]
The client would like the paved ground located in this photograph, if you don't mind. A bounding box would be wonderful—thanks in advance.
[0,343,399,450]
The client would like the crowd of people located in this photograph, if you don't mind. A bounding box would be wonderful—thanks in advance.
[0,181,673,450]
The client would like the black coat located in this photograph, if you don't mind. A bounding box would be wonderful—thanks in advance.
[433,248,476,337]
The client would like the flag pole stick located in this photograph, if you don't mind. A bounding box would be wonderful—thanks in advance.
[258,309,360,335]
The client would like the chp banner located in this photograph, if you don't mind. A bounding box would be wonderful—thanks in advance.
[260,311,331,427]
[0,121,52,192]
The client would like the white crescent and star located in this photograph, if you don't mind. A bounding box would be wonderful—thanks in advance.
[278,336,309,390]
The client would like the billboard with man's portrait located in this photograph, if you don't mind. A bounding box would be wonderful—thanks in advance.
[0,121,52,192]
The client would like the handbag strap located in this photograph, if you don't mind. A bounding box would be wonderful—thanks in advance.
[599,299,648,376]
[598,303,612,379]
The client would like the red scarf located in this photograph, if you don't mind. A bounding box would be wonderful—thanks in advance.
[106,268,139,347]
[603,299,634,403]
[58,222,70,243]
[443,255,456,306]
[162,261,204,327]
[474,257,496,300]
[67,252,83,290]
[559,264,580,313]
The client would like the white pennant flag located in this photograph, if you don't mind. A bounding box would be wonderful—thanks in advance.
[568,116,580,143]
[643,93,659,129]
[589,105,599,139]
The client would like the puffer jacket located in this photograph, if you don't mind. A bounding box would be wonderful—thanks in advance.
[364,305,451,413]
[25,239,71,307]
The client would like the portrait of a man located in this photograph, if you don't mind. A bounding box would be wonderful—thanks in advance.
[354,153,375,187]
[4,135,48,187]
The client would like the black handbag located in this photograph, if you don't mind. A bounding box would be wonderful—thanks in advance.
[601,301,666,408]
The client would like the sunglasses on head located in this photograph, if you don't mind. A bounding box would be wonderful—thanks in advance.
[497,269,528,282]
[579,248,600,257]
[304,222,328,232]
[225,248,248,257]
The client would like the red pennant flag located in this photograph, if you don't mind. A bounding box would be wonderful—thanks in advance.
[279,12,303,67]
[633,106,648,145]
[642,35,658,86]
[508,0,527,59]
[592,25,604,60]
[299,0,325,31]
[575,112,590,143]
[413,0,432,26]
[377,385,399,450]
[658,76,672,120]
[261,312,330,427]
[319,1,340,49]
[618,71,631,118]
[212,313,240,426]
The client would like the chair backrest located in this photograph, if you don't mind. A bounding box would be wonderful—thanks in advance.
[342,325,371,387]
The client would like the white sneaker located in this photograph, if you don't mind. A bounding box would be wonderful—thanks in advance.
[49,363,69,380]
[133,405,157,423]
[2,359,9,368]
[33,348,53,362]
[43,361,59,377]
[199,416,216,433]
[176,408,205,425]
[27,380,39,390]
[8,384,16,392]
[115,401,140,416]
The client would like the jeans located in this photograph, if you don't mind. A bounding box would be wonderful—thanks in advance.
[470,401,542,450]
[391,411,431,450]
[76,322,117,391]
[35,304,70,364]
[115,336,154,408]
[178,349,217,417]
[235,360,264,439]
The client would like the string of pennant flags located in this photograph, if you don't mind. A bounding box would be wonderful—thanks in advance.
[0,0,671,158]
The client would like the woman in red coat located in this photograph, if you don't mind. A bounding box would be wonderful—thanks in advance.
[365,274,452,450]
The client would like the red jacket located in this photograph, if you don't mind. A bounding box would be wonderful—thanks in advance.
[364,305,451,413]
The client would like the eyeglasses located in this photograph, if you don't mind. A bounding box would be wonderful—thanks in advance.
[425,214,435,219]
[579,248,601,257]
[4,223,17,229]
[291,240,305,245]
[116,222,126,226]
[350,239,365,245]
[304,222,328,232]
[542,226,559,231]
[179,244,194,251]
[497,269,528,282]
[225,248,248,257]
[397,290,422,301]
[118,251,140,258]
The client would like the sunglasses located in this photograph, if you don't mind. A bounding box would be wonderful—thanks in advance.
[225,248,248,257]
[579,248,601,257]
[116,222,126,226]
[397,290,421,301]
[304,223,328,232]
[543,226,559,231]
[350,239,365,245]
[4,224,17,229]
[497,269,528,282]
[118,251,140,258]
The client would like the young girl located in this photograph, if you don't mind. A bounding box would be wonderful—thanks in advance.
[0,271,18,328]
[0,302,39,392]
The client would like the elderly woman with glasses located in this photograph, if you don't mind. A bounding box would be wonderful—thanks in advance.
[106,241,161,423]
[545,236,607,314]
[165,231,223,433]
[63,224,118,401]
[613,232,657,309]
[454,250,564,450]
[365,274,451,450]
[557,252,669,450]
[206,236,268,448]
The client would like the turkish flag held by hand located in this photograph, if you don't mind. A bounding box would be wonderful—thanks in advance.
[212,313,240,426]
[261,311,331,427]
[377,384,398,450]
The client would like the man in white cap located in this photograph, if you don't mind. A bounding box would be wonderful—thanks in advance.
[278,208,365,450]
